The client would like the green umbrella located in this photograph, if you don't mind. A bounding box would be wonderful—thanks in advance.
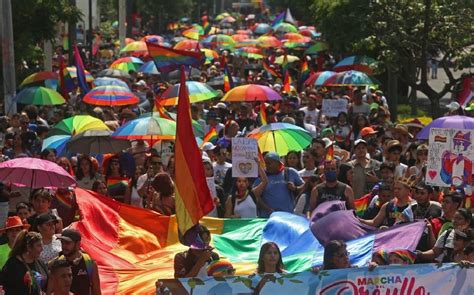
[47,115,109,137]
[305,42,329,55]
[274,23,298,33]
[15,86,65,105]
[247,123,312,156]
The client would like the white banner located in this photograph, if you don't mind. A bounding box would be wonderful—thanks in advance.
[322,99,348,117]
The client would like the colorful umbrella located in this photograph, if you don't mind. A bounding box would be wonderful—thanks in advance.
[304,71,336,86]
[15,86,65,105]
[231,34,250,42]
[334,56,377,74]
[65,67,94,82]
[221,84,282,102]
[202,34,236,49]
[120,41,149,56]
[274,55,300,64]
[236,29,251,35]
[283,33,309,42]
[0,158,76,188]
[141,35,165,44]
[150,111,204,137]
[138,61,160,75]
[257,36,282,48]
[274,23,298,33]
[235,47,264,59]
[235,39,259,48]
[159,81,220,106]
[323,70,380,86]
[248,123,312,156]
[254,23,272,34]
[109,57,144,72]
[305,42,329,54]
[182,28,202,40]
[299,28,321,39]
[83,86,139,106]
[112,113,177,142]
[219,16,236,24]
[97,69,132,80]
[93,77,130,89]
[67,130,131,155]
[215,12,231,21]
[201,49,219,62]
[416,115,474,140]
[283,41,312,49]
[20,71,58,88]
[174,39,200,51]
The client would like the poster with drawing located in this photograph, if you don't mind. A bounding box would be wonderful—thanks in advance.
[322,99,348,117]
[232,138,258,178]
[426,128,474,187]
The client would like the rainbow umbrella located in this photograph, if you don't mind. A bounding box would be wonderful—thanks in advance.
[110,57,144,72]
[257,36,282,48]
[305,42,329,55]
[283,41,312,49]
[274,23,298,33]
[159,81,219,106]
[43,115,109,155]
[299,28,320,39]
[235,39,259,48]
[201,48,219,62]
[323,70,380,86]
[174,39,199,51]
[248,123,312,156]
[83,86,139,106]
[334,56,377,74]
[15,86,65,105]
[304,71,336,86]
[235,48,264,59]
[254,23,272,34]
[283,33,309,42]
[65,67,94,82]
[275,55,300,64]
[219,16,236,24]
[236,29,251,35]
[93,77,130,89]
[120,41,149,56]
[97,69,132,80]
[112,113,177,142]
[231,34,249,42]
[202,34,236,49]
[221,84,282,102]
[215,12,231,21]
[146,111,204,137]
[141,35,165,44]
[20,71,58,88]
[182,28,202,40]
[139,61,160,75]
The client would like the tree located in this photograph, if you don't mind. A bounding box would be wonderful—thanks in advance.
[267,0,315,25]
[312,0,474,118]
[136,0,194,33]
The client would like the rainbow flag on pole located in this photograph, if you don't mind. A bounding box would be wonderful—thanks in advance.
[146,42,205,73]
[174,67,214,243]
[73,44,90,94]
[263,60,281,78]
[223,66,234,92]
[202,127,218,146]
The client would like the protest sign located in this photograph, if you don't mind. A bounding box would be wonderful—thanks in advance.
[426,128,474,187]
[322,99,348,117]
[232,138,258,178]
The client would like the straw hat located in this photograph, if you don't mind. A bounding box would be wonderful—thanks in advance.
[0,216,30,233]
[391,124,412,138]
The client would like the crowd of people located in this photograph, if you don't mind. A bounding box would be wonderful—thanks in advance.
[0,7,473,294]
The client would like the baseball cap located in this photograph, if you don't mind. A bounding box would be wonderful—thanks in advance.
[58,229,81,243]
[214,102,227,109]
[135,80,148,87]
[369,103,380,111]
[35,213,57,227]
[360,127,377,138]
[354,139,368,147]
[264,152,281,162]
[446,101,460,111]
[201,142,216,151]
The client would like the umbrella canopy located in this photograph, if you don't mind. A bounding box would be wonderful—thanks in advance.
[248,123,312,156]
[305,42,329,55]
[159,81,220,106]
[256,36,282,48]
[83,86,139,106]
[67,130,131,154]
[174,39,200,51]
[139,61,160,75]
[15,86,65,105]
[112,114,177,141]
[235,39,259,48]
[182,27,203,40]
[215,12,231,21]
[274,23,298,33]
[202,34,236,49]
[92,77,130,89]
[231,34,249,42]
[283,33,309,42]
[283,41,312,49]
[150,111,204,137]
[109,57,144,72]
[221,84,282,102]
[141,35,165,44]
[164,68,201,82]
[201,48,219,62]
[20,71,58,88]
[304,71,336,86]
[65,67,94,82]
[254,23,272,34]
[334,56,377,74]
[0,158,76,188]
[416,115,474,140]
[323,70,379,86]
[97,69,132,80]
[220,16,236,24]
[274,55,300,64]
[120,41,149,56]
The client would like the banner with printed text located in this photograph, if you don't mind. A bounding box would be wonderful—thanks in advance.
[157,264,473,295]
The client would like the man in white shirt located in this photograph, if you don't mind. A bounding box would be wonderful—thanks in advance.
[299,93,320,127]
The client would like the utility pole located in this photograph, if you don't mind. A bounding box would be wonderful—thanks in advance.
[0,0,17,115]
[89,0,93,61]
[118,0,126,49]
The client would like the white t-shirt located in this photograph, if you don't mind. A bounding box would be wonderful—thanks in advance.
[40,236,62,264]
[299,106,320,126]
[213,162,232,185]
[234,195,257,218]
[299,168,316,180]
[394,163,408,178]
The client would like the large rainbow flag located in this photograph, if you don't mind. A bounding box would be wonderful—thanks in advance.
[146,42,204,73]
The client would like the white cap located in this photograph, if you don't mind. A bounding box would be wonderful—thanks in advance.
[214,102,227,109]
[135,80,147,87]
[354,139,368,147]
[446,101,460,111]
[322,137,334,149]
[201,142,216,151]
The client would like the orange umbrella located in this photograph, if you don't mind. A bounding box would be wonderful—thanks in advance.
[283,33,309,42]
[231,34,249,42]
[174,39,199,51]
[257,36,282,48]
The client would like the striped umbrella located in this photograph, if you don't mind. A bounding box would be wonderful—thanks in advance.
[221,84,282,102]
[120,41,149,56]
[141,35,165,44]
[65,67,94,82]
[257,36,282,48]
[274,23,298,33]
[231,34,249,42]
[93,77,130,89]
[139,61,160,75]
[20,71,58,88]
[174,39,200,51]
[304,71,336,86]
[254,23,272,34]
[235,39,259,48]
[110,57,144,72]
[112,113,177,143]
[202,34,236,49]
[305,42,329,55]
[83,86,139,106]
[15,87,65,105]
[334,56,377,74]
[201,49,219,63]
[159,81,219,106]
[97,69,132,80]
[323,70,380,86]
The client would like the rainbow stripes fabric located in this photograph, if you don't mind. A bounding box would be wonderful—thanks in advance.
[174,68,214,240]
[146,42,204,73]
[263,60,280,78]
[73,44,90,94]
[259,103,268,125]
[202,127,218,145]
[354,194,371,216]
[223,66,234,92]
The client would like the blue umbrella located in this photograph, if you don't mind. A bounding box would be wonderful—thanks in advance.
[255,23,271,34]
[139,61,160,75]
[93,77,130,89]
[416,115,474,140]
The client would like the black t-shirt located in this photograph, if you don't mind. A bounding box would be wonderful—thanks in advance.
[411,202,442,220]
[1,256,48,295]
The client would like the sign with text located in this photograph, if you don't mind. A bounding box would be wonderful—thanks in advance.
[426,128,474,187]
[232,138,258,178]
[322,99,348,117]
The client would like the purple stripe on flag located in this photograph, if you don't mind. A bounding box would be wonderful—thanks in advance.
[373,221,426,252]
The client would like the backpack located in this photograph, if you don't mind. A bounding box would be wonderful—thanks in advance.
[55,253,94,284]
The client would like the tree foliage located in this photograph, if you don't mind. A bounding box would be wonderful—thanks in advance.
[312,0,474,117]
[136,0,194,33]
[267,0,315,25]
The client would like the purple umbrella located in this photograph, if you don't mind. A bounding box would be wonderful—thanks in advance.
[416,115,474,139]
[0,158,76,188]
